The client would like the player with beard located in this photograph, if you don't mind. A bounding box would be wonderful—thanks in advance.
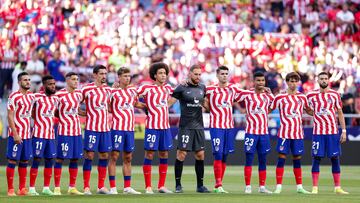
[6,72,35,196]
[28,75,58,196]
[168,65,210,193]
[307,72,349,194]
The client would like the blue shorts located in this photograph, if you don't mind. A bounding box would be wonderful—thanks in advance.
[111,130,135,152]
[84,130,112,152]
[276,138,304,156]
[32,137,56,159]
[210,128,235,155]
[312,134,341,158]
[244,134,271,154]
[7,137,33,161]
[144,129,173,151]
[57,135,83,159]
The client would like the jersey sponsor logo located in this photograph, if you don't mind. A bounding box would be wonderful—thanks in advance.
[20,110,31,118]
[316,108,330,116]
[286,110,299,118]
[250,105,265,115]
[217,101,231,108]
[155,100,167,108]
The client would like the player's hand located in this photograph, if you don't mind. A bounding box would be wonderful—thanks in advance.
[340,131,347,144]
[112,82,120,88]
[13,133,22,144]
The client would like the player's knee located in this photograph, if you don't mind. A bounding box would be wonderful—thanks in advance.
[145,151,154,160]
[279,153,287,159]
[56,158,64,163]
[8,159,16,165]
[99,152,109,159]
[34,157,41,162]
[331,156,339,160]
[158,151,168,159]
[292,155,301,160]
[19,160,28,164]
[313,156,321,161]
[176,150,187,161]
[85,151,95,160]
[195,151,204,160]
[123,154,132,164]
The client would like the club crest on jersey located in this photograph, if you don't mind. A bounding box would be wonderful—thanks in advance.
[297,99,302,104]
[194,97,199,104]
[12,151,17,157]
[62,151,67,157]
[115,143,120,149]
[246,146,251,151]
[279,146,284,151]
[182,143,187,148]
[215,146,220,152]
[327,99,333,104]
[88,143,93,149]
[313,149,318,155]
[262,97,267,102]
[36,150,41,155]
[149,142,154,148]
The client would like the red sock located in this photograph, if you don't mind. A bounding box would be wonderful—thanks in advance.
[97,166,107,189]
[213,160,222,188]
[29,168,38,187]
[221,162,227,181]
[276,167,284,185]
[69,168,78,187]
[158,163,168,189]
[6,165,15,190]
[143,165,152,188]
[312,172,319,187]
[124,176,131,188]
[293,167,302,185]
[259,170,266,186]
[18,166,27,189]
[44,167,52,187]
[109,176,116,188]
[332,173,340,187]
[244,166,252,186]
[83,170,91,189]
[54,168,62,187]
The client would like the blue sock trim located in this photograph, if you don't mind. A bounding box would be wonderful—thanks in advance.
[258,153,267,171]
[277,158,285,168]
[7,163,16,169]
[31,160,40,169]
[143,158,152,165]
[214,153,222,161]
[293,159,301,169]
[159,158,168,164]
[312,157,321,173]
[124,176,131,181]
[98,159,108,167]
[44,159,53,168]
[109,176,116,181]
[69,161,78,169]
[18,162,28,168]
[331,158,340,173]
[54,162,63,169]
[245,153,254,166]
[83,159,92,171]
[222,154,228,163]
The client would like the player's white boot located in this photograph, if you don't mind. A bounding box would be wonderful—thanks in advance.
[109,187,118,195]
[28,187,39,196]
[158,186,173,193]
[123,187,141,194]
[259,186,272,194]
[245,185,252,194]
[273,184,282,194]
[83,187,92,195]
[145,187,154,194]
[97,187,110,194]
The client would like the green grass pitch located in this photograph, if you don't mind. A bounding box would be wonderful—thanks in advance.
[0,166,359,203]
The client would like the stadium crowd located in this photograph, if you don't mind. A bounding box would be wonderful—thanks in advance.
[0,0,359,125]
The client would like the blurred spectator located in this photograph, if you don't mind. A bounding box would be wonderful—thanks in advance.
[47,50,65,84]
[0,39,17,99]
[11,61,27,92]
[25,52,45,92]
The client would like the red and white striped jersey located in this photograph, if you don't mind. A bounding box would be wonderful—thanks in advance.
[237,91,274,135]
[82,83,111,132]
[55,88,82,136]
[111,86,138,131]
[137,84,173,129]
[206,84,242,129]
[32,93,58,139]
[306,89,342,135]
[270,92,310,139]
[7,91,35,139]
